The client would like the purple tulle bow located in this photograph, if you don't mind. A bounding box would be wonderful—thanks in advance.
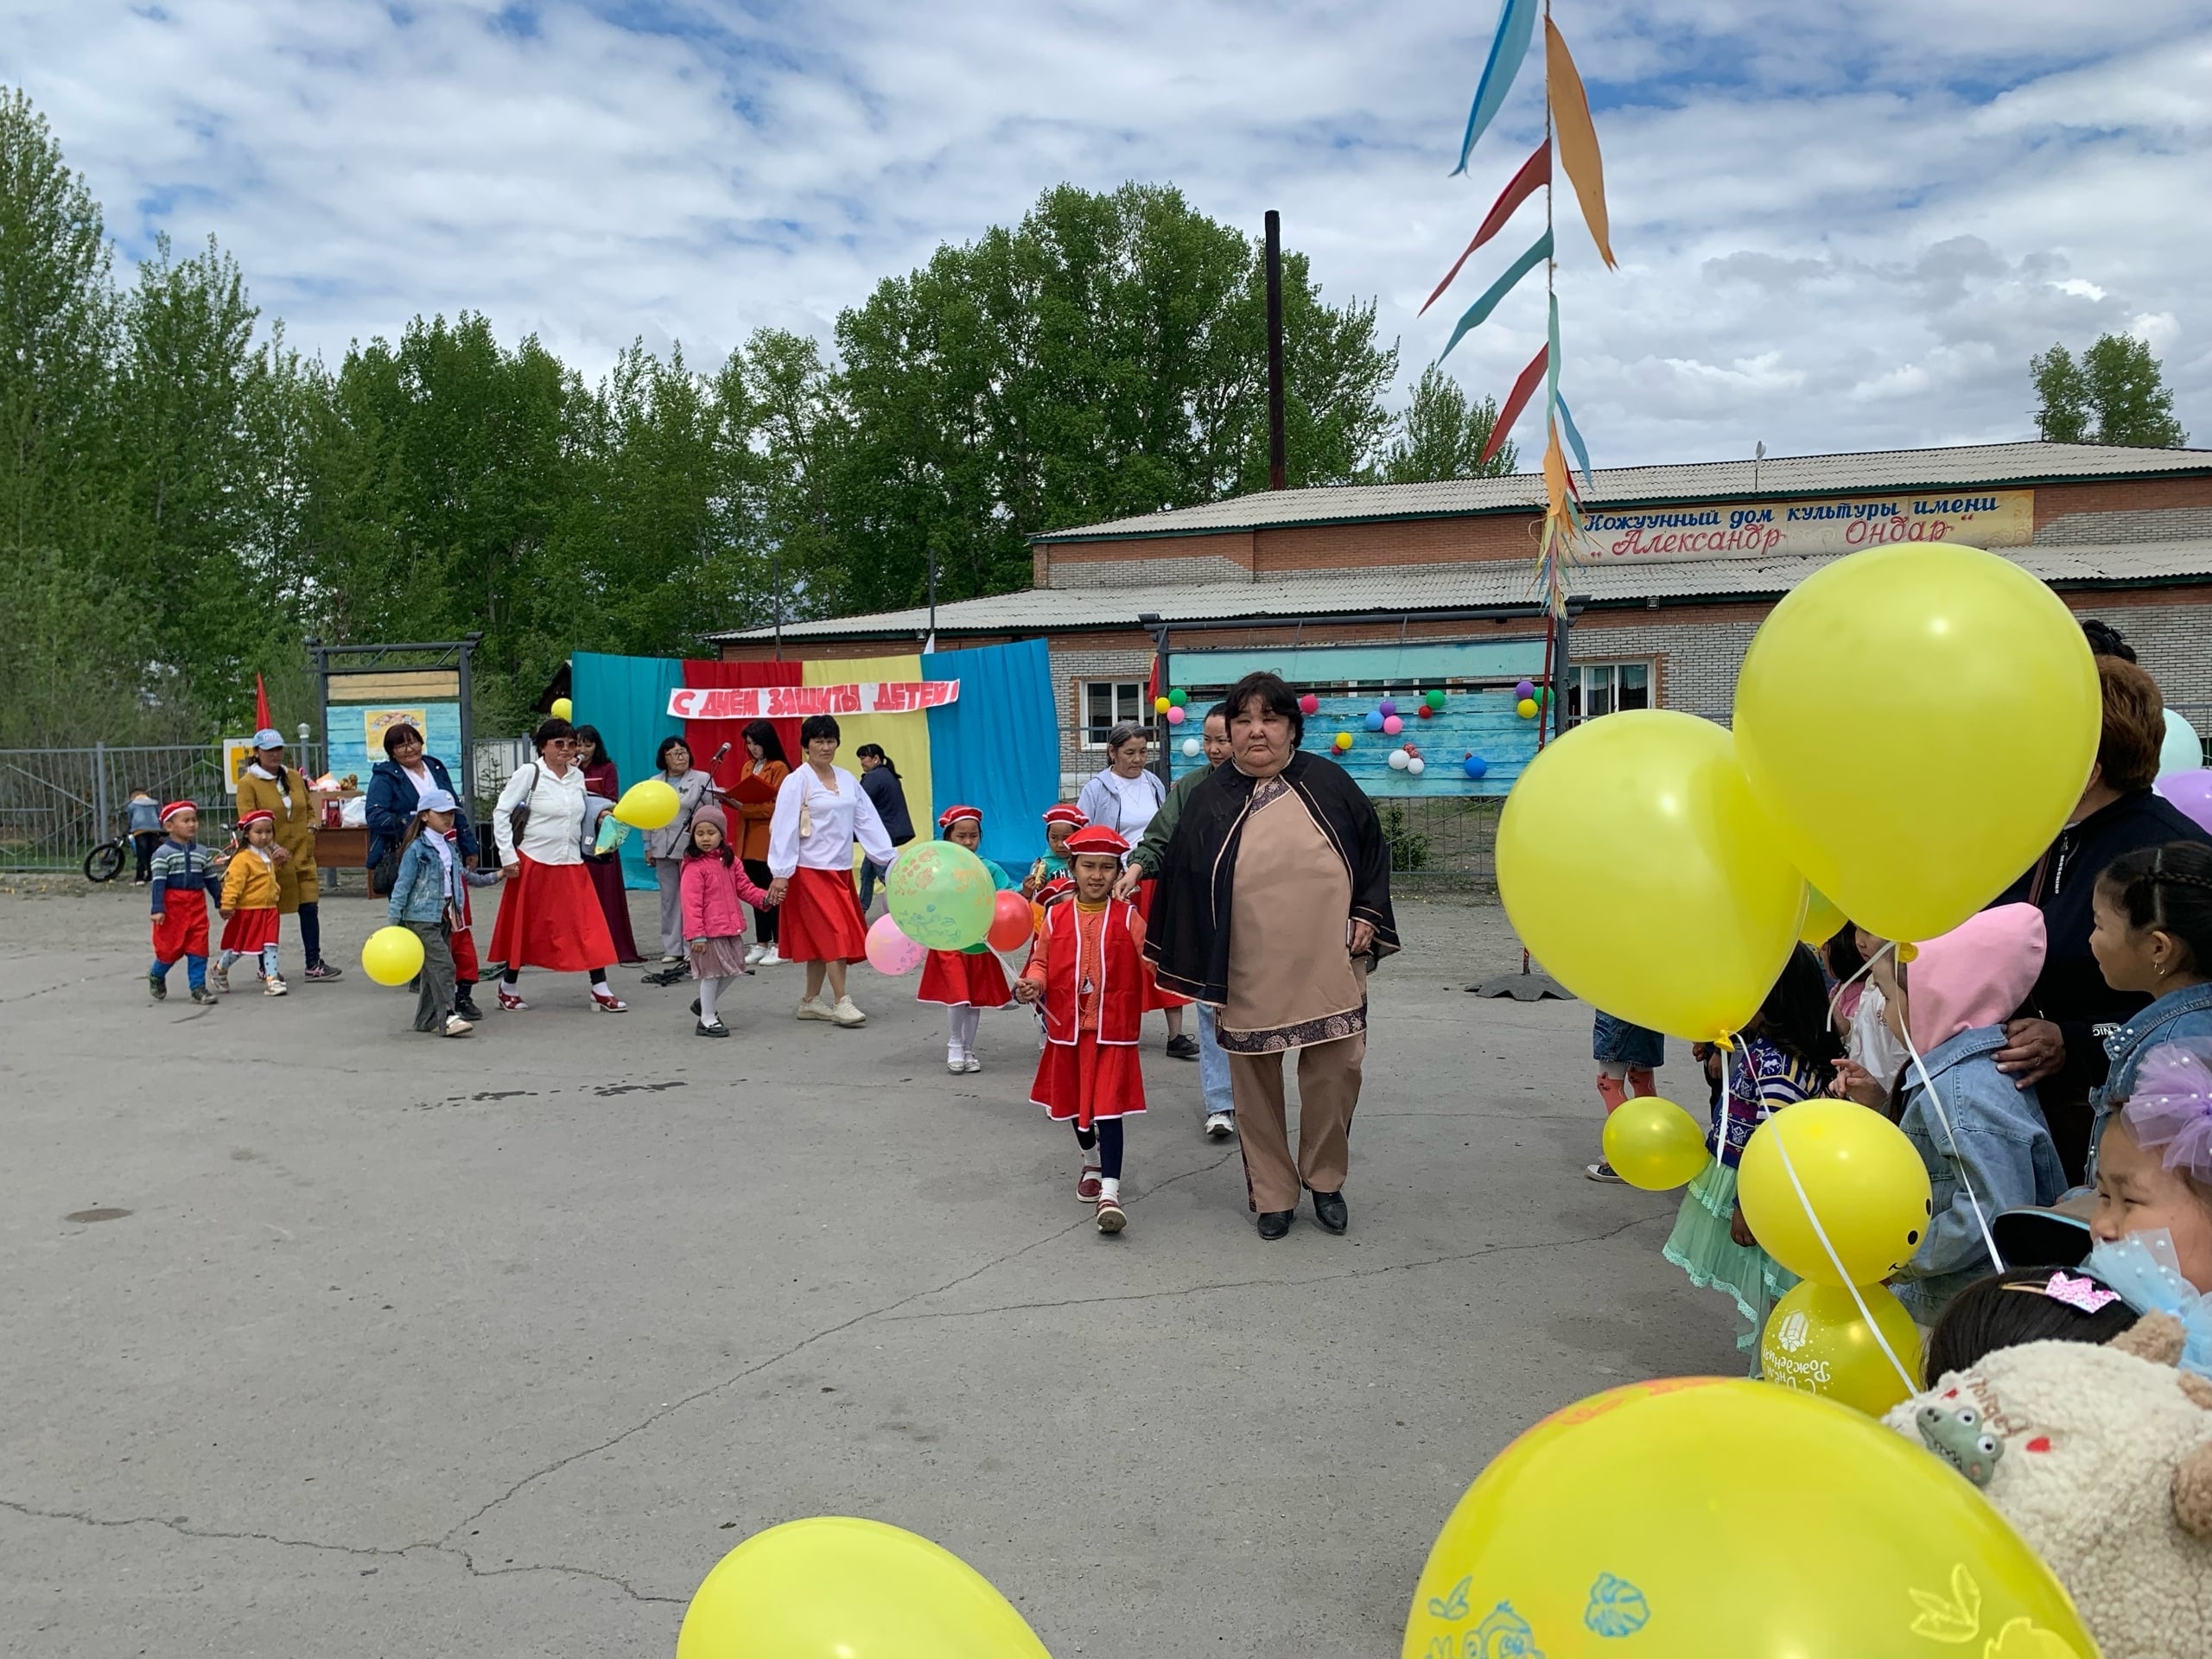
[2126,1039,2212,1182]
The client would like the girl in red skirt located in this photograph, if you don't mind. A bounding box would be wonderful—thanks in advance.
[214,810,287,995]
[1014,825,1148,1235]
[918,804,1018,1073]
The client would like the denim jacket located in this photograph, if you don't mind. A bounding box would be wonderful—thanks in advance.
[2086,981,2212,1179]
[387,836,499,925]
[1892,1025,2067,1324]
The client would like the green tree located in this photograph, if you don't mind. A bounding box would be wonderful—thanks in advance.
[1382,365,1517,482]
[2032,334,2187,448]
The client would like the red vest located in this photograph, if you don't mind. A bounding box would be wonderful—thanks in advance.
[1040,899,1142,1047]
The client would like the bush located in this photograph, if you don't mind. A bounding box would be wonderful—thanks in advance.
[1382,803,1431,872]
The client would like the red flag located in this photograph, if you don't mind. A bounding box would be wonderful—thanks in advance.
[1421,140,1551,316]
[1479,345,1549,467]
[254,674,273,731]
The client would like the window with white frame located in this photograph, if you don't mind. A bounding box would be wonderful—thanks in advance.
[1566,662,1652,723]
[1082,680,1147,747]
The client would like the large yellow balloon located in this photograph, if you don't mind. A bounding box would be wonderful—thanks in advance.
[1497,710,1802,1040]
[1600,1096,1712,1191]
[549,696,573,721]
[677,1516,1052,1659]
[1402,1378,2096,1659]
[1799,884,1847,947]
[613,777,681,830]
[361,925,425,987]
[1761,1280,1924,1417]
[1734,543,2099,944]
[1737,1099,1932,1287]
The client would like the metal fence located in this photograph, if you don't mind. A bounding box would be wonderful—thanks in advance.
[0,738,528,874]
[1381,797,1502,890]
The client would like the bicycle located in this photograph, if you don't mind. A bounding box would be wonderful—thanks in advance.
[83,830,134,883]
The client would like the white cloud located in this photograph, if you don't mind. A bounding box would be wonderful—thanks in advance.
[0,0,2204,466]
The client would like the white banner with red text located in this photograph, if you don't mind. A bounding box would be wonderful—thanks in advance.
[667,681,960,721]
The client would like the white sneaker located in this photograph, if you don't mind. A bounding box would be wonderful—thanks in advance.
[830,995,867,1027]
[962,1055,982,1073]
[264,976,289,996]
[797,996,833,1021]
[758,948,784,967]
[208,962,231,995]
[1205,1111,1235,1140]
[947,1055,967,1074]
[443,1014,475,1038]
[744,943,766,966]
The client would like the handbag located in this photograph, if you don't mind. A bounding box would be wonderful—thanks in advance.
[506,763,541,851]
[371,841,403,896]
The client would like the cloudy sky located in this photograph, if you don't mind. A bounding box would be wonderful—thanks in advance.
[6,0,2208,467]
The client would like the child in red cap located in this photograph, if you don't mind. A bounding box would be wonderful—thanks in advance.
[918,804,1019,1072]
[148,801,220,1003]
[213,809,287,995]
[1014,824,1147,1233]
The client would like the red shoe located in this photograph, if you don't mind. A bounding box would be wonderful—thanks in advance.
[1076,1164,1103,1202]
[591,988,629,1013]
[497,987,527,1012]
[1095,1194,1126,1234]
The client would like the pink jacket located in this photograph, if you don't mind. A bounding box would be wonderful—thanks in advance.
[680,853,770,943]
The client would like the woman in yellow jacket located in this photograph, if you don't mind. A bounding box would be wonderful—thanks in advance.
[234,728,341,981]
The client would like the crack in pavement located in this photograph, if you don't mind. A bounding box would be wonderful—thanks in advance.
[0,1498,683,1605]
[876,1209,1675,1325]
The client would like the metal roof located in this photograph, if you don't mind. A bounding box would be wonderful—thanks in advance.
[710,540,2212,642]
[1031,442,2212,543]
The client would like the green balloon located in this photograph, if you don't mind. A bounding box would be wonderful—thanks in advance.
[1167,688,1188,707]
[1425,689,1447,710]
[885,842,996,950]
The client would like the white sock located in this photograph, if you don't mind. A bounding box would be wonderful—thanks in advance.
[1099,1176,1122,1201]
[698,976,720,1024]
[954,1007,981,1056]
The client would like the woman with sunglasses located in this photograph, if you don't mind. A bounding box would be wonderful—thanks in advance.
[486,717,626,1013]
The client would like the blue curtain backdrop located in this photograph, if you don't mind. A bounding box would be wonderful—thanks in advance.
[570,651,685,891]
[923,639,1060,872]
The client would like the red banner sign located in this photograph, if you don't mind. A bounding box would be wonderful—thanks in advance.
[667,681,960,721]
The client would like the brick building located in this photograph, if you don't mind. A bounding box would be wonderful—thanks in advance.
[711,441,2212,797]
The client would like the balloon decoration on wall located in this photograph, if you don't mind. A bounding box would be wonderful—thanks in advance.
[1334,731,1354,752]
[1181,736,1202,758]
[1463,753,1488,779]
[1298,692,1320,715]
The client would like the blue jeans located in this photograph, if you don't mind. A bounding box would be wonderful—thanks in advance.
[1195,1001,1235,1118]
[856,858,884,915]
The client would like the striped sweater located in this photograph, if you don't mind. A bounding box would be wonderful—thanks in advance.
[149,838,218,913]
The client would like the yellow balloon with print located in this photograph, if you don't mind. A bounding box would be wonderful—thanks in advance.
[361,925,425,987]
[1799,884,1847,946]
[1599,1096,1711,1191]
[677,1516,1051,1659]
[1402,1377,2094,1659]
[1497,709,1802,1041]
[1736,1099,1932,1287]
[1733,542,2099,944]
[613,777,681,830]
[1760,1280,1924,1417]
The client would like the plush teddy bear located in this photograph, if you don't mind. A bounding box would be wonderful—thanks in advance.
[1884,1315,2212,1659]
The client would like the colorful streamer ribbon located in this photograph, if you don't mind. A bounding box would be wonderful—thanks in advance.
[1478,344,1549,467]
[1554,390,1595,493]
[1544,17,1615,267]
[1438,228,1552,362]
[1452,0,1541,176]
[1421,140,1549,315]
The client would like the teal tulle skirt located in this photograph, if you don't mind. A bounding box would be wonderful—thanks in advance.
[1662,1160,1799,1368]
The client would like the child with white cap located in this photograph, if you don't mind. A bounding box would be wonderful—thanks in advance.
[387,788,503,1036]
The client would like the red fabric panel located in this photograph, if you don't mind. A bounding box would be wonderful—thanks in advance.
[681,659,804,791]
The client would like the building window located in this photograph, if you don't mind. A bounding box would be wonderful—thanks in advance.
[1082,680,1147,747]
[1567,662,1652,723]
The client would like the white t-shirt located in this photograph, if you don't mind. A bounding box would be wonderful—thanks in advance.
[1079,766,1165,842]
[1850,982,1914,1093]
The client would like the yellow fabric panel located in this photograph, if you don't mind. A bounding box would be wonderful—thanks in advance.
[802,653,931,865]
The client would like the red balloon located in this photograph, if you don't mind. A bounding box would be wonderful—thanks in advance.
[1416,702,1434,718]
[987,890,1034,952]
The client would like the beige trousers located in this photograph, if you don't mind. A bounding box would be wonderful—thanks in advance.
[1227,1032,1365,1214]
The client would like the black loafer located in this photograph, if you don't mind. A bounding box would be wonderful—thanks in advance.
[1256,1210,1294,1240]
[1165,1033,1200,1060]
[1312,1189,1348,1234]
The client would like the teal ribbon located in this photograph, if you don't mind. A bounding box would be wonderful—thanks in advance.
[1439,229,1552,361]
[1452,0,1541,176]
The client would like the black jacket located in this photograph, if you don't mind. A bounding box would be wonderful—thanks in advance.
[1144,749,1399,1005]
[859,764,915,844]
[1993,788,2212,1096]
[365,755,479,868]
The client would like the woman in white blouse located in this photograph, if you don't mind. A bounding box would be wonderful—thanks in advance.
[486,718,628,1013]
[766,714,895,1027]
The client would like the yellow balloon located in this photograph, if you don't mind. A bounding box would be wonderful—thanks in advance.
[1737,1099,1932,1287]
[1497,710,1802,1040]
[549,696,573,721]
[1761,1280,1924,1417]
[1734,542,2100,944]
[1153,696,1171,714]
[1799,883,1847,946]
[1515,696,1539,718]
[360,924,425,987]
[677,1516,1052,1659]
[613,777,681,830]
[1600,1096,1712,1190]
[1402,1378,2095,1659]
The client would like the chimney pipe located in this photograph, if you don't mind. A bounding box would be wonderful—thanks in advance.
[1264,209,1287,491]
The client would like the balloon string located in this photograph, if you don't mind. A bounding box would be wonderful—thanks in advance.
[1894,998,2005,1276]
[1825,944,1879,1039]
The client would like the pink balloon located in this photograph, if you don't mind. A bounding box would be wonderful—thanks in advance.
[2157,770,2212,836]
[1382,715,1403,735]
[1297,693,1319,715]
[865,913,925,975]
[1165,704,1186,725]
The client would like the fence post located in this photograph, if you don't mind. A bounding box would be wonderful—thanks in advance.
[92,741,111,843]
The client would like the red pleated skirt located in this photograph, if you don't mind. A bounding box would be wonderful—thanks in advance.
[487,857,619,974]
[1132,878,1190,1010]
[918,947,1013,1008]
[1030,1030,1147,1128]
[220,907,282,952]
[779,865,869,963]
